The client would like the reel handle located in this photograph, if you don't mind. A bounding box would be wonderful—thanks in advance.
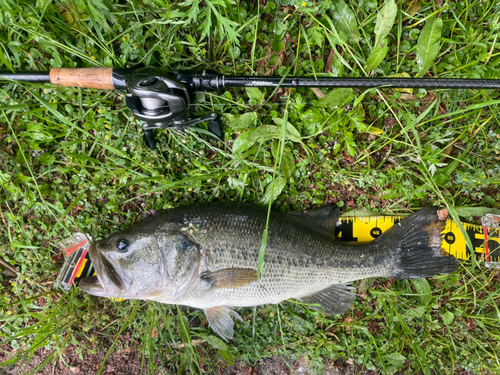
[142,128,157,150]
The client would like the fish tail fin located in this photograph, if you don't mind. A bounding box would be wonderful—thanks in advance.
[376,207,460,279]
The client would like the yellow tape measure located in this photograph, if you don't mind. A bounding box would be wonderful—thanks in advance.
[336,216,500,262]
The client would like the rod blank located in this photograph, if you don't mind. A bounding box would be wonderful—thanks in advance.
[1,69,500,90]
[0,71,50,83]
[222,76,500,90]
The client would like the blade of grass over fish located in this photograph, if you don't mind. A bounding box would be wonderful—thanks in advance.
[256,228,268,280]
[447,205,476,262]
[257,96,292,280]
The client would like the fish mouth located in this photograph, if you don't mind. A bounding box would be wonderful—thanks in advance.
[79,242,124,298]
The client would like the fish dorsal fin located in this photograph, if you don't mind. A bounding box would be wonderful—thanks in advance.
[201,268,257,289]
[204,306,242,341]
[289,205,340,233]
[143,209,158,219]
[298,283,356,315]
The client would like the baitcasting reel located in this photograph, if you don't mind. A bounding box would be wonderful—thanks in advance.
[121,67,224,149]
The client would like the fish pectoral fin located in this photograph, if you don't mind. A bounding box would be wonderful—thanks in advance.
[201,268,257,289]
[298,283,356,315]
[204,306,242,341]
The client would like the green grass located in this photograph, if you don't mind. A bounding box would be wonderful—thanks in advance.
[1,0,500,373]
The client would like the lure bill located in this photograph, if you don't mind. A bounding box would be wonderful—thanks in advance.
[57,215,499,291]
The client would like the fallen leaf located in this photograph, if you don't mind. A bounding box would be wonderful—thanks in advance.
[407,4,422,17]
[440,144,453,162]
[467,318,477,331]
[400,93,417,101]
[310,87,326,98]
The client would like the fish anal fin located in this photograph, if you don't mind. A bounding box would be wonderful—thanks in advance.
[201,268,257,289]
[298,283,356,315]
[204,306,242,341]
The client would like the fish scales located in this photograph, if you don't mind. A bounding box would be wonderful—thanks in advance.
[167,204,393,308]
[80,202,460,341]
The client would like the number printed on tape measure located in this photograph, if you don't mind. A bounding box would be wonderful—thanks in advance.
[337,216,499,262]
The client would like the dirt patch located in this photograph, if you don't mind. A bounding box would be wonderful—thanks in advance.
[216,356,376,375]
[0,348,488,375]
[1,349,371,375]
[0,345,145,375]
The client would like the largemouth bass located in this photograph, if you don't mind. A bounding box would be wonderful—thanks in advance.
[80,203,459,340]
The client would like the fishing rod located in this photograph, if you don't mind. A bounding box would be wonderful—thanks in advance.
[1,66,499,149]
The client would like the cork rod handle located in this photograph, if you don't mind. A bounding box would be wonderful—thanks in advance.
[49,68,114,89]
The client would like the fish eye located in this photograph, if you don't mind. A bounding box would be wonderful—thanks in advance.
[116,238,130,252]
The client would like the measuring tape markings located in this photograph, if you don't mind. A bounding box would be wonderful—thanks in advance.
[337,216,500,262]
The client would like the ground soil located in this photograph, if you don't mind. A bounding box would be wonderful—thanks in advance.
[0,347,373,375]
[0,346,485,375]
[215,356,373,375]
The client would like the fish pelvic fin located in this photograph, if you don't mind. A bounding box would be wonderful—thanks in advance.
[378,206,460,279]
[298,283,356,315]
[204,306,242,341]
[200,268,257,289]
